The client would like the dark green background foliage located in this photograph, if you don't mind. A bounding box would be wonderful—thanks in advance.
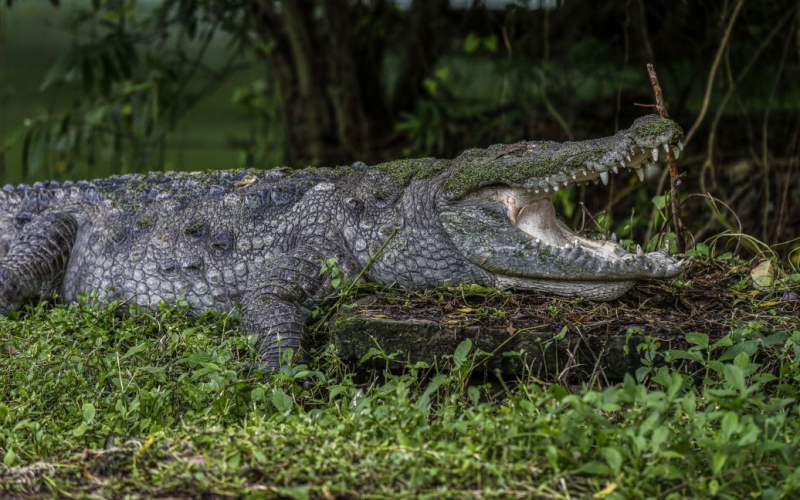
[1,0,799,256]
[2,3,800,496]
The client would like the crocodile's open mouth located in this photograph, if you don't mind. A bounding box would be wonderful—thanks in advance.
[503,139,683,259]
[440,127,687,299]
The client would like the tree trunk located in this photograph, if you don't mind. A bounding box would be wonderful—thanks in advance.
[248,0,449,167]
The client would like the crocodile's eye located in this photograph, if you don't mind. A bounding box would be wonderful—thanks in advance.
[209,231,234,253]
[270,188,293,205]
[13,211,33,227]
[344,197,363,213]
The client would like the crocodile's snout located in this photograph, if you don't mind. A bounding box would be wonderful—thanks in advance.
[439,114,687,299]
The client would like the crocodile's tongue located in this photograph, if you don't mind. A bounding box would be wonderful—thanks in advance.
[516,198,567,246]
[513,195,626,260]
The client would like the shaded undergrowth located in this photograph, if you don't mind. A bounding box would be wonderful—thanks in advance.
[1,263,800,498]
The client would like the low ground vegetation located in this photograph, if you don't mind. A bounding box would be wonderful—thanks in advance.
[1,261,799,498]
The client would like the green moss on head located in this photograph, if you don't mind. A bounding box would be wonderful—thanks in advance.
[629,115,684,143]
[442,116,685,195]
[136,217,154,229]
[443,147,604,193]
[184,220,207,238]
[373,158,447,186]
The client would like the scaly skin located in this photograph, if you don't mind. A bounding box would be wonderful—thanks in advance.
[0,114,687,369]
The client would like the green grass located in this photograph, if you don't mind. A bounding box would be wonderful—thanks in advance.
[1,290,800,498]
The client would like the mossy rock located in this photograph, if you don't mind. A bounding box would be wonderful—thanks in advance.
[332,298,662,381]
[330,261,800,381]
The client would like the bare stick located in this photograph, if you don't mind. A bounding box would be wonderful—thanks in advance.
[646,63,686,253]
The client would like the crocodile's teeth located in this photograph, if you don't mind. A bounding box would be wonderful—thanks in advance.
[571,173,577,180]
[599,171,609,185]
[611,165,618,174]
[678,140,684,151]
[663,240,670,253]
[611,232,617,242]
[625,154,632,162]
[582,170,588,176]
[672,146,681,160]
[619,161,626,168]
[592,179,599,185]
[562,180,568,187]
[542,186,549,193]
[553,185,559,191]
[663,143,670,153]
[635,168,645,182]
[651,148,659,162]
[637,244,643,255]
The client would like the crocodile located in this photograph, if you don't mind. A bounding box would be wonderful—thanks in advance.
[0,114,686,369]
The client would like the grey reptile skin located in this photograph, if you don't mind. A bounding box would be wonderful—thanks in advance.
[0,114,687,369]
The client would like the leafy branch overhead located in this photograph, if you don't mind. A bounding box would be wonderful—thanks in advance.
[3,0,799,258]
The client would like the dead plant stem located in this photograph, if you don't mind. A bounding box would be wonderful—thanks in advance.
[646,64,686,253]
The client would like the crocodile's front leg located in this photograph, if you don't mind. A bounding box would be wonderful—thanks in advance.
[0,212,79,314]
[241,245,352,371]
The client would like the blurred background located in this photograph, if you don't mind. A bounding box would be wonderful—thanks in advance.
[0,0,798,259]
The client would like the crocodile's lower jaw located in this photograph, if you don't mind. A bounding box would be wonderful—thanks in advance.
[495,276,635,301]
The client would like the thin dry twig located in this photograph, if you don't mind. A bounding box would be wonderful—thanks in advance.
[646,64,686,253]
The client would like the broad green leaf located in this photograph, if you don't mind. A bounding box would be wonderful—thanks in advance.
[719,341,758,361]
[712,450,727,474]
[602,447,623,474]
[271,390,293,413]
[3,449,16,466]
[733,351,749,368]
[721,412,739,438]
[686,332,709,349]
[122,342,148,359]
[483,34,499,52]
[464,32,481,53]
[418,374,447,411]
[574,461,611,476]
[82,403,96,423]
[723,365,746,393]
[251,387,265,402]
[468,386,480,406]
[711,334,734,349]
[453,338,472,369]
[664,350,703,362]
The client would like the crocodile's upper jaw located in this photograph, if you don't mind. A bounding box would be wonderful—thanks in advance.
[500,138,679,257]
[439,117,687,300]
